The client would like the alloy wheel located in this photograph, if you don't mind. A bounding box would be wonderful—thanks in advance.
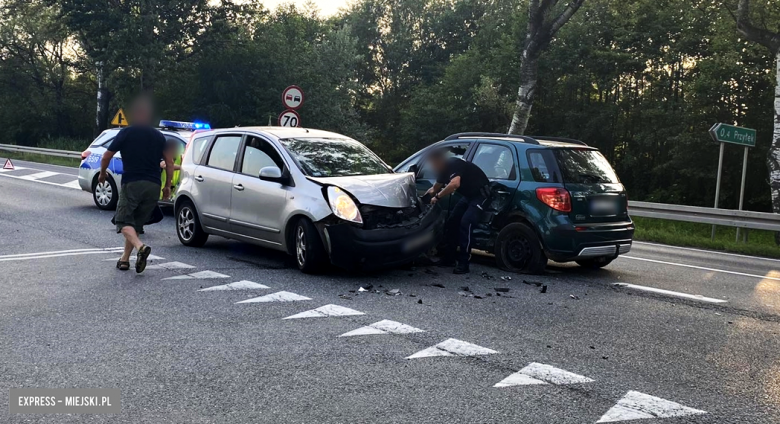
[178,207,195,242]
[296,226,306,267]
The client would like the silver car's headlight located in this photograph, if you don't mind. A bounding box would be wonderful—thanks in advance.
[327,186,363,224]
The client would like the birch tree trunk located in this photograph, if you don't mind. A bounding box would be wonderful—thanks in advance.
[770,52,780,216]
[508,54,539,135]
[507,0,585,135]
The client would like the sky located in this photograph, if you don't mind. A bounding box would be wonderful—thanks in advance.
[262,0,350,16]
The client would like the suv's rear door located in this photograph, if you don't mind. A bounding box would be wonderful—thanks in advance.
[552,148,628,224]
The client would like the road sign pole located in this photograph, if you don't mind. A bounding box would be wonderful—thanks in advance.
[711,142,725,240]
[736,146,749,242]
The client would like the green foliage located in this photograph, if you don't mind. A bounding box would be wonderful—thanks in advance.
[0,0,778,214]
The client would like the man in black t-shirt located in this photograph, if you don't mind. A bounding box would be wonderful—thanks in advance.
[99,95,174,273]
[424,149,490,274]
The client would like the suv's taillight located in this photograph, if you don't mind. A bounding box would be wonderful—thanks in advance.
[81,150,90,160]
[536,187,571,212]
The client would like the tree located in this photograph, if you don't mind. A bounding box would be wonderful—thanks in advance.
[735,0,780,218]
[507,0,585,134]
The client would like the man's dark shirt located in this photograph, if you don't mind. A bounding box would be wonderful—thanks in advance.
[437,157,490,199]
[108,126,166,185]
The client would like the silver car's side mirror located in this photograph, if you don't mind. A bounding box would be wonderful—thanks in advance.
[259,166,283,180]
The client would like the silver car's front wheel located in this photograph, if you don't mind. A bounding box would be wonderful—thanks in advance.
[293,218,327,274]
[92,177,118,210]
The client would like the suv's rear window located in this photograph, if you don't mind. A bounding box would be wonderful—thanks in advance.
[554,149,619,184]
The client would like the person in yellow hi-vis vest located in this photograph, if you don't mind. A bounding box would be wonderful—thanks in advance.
[160,140,184,199]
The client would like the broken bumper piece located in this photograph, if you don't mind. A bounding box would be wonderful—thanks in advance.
[324,205,444,270]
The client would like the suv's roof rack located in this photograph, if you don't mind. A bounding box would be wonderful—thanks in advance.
[528,136,588,146]
[444,132,540,145]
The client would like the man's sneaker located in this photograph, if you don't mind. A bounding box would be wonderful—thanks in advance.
[453,263,470,274]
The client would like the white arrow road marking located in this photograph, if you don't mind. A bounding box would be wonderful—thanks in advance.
[236,291,309,303]
[146,261,196,270]
[61,180,82,189]
[495,363,594,387]
[200,280,270,292]
[339,320,425,337]
[19,171,59,180]
[406,338,498,359]
[105,255,165,262]
[283,304,365,319]
[162,270,230,280]
[596,391,706,423]
[612,283,727,304]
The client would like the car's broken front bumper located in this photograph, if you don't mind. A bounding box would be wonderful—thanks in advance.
[323,205,444,270]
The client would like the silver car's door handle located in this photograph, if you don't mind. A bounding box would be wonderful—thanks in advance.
[496,190,509,195]
[194,175,204,182]
[233,184,244,191]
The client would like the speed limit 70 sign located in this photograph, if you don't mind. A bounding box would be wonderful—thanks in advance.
[279,110,301,127]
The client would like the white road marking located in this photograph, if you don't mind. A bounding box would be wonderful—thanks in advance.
[339,320,425,337]
[146,261,196,270]
[283,304,365,319]
[0,165,27,173]
[613,283,728,304]
[105,255,165,262]
[19,171,59,181]
[162,270,231,280]
[0,169,82,190]
[61,180,82,189]
[495,363,594,388]
[621,255,780,282]
[597,391,706,423]
[200,280,270,291]
[236,291,310,303]
[634,241,780,264]
[0,247,123,262]
[406,338,498,359]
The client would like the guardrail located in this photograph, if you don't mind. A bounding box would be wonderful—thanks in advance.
[629,201,780,232]
[0,143,82,159]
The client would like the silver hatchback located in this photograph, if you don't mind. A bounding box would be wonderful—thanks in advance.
[174,127,443,273]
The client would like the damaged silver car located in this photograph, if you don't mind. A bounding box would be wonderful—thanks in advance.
[174,127,444,273]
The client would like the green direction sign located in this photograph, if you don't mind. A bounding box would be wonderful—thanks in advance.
[709,123,756,147]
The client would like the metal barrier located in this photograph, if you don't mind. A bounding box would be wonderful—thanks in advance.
[0,143,82,159]
[629,201,780,232]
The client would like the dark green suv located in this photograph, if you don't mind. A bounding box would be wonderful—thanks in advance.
[394,133,634,273]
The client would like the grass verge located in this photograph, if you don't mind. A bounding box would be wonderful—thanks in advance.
[633,216,780,259]
[1,151,81,167]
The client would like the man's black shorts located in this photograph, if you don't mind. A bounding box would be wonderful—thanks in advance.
[114,181,160,233]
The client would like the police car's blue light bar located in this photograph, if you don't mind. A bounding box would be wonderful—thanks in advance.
[159,120,211,130]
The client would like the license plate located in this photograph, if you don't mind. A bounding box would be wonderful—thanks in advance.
[590,198,617,215]
[403,231,434,253]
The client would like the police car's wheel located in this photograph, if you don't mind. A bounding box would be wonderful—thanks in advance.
[294,218,327,274]
[495,222,547,274]
[92,176,118,211]
[176,200,209,247]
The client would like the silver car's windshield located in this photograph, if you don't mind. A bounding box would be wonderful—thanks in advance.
[280,137,391,177]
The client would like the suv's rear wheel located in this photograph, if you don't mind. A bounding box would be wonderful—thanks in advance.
[576,257,613,269]
[294,218,327,274]
[92,175,118,210]
[495,223,547,274]
[176,199,209,247]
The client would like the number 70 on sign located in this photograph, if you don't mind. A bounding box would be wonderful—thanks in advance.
[279,110,301,127]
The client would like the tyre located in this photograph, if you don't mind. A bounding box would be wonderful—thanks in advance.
[576,257,614,269]
[92,175,118,210]
[176,199,209,247]
[495,222,547,274]
[294,218,327,274]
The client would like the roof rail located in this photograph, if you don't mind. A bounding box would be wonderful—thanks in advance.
[527,136,588,146]
[444,132,540,145]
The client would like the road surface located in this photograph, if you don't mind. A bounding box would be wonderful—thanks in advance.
[1,158,778,423]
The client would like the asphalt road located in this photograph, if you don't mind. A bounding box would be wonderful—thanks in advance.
[2,158,780,423]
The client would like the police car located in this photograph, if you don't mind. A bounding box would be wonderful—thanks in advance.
[78,120,210,210]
